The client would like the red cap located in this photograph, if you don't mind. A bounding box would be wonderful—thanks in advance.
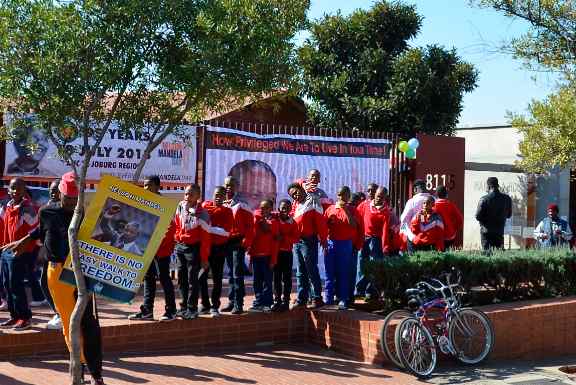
[59,171,79,197]
[548,204,559,212]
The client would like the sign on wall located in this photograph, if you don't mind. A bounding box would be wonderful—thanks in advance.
[59,175,178,303]
[203,126,392,210]
[3,114,196,184]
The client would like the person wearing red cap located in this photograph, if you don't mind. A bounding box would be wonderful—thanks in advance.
[434,185,463,250]
[0,177,38,331]
[173,184,211,320]
[248,199,279,312]
[324,186,363,310]
[200,186,234,317]
[128,175,177,322]
[7,171,105,385]
[534,204,573,248]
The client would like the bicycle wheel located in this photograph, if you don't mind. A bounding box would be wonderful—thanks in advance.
[395,317,437,378]
[449,308,494,365]
[380,309,411,368]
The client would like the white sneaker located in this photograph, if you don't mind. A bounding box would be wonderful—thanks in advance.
[30,300,48,308]
[46,314,62,330]
[0,301,7,311]
[210,309,220,318]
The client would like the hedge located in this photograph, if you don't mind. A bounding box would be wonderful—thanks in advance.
[365,248,576,310]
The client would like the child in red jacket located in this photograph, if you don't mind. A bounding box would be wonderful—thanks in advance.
[248,199,279,312]
[434,186,463,250]
[272,199,300,312]
[410,196,445,252]
[200,186,234,317]
[174,184,211,320]
[324,186,363,309]
[129,175,177,322]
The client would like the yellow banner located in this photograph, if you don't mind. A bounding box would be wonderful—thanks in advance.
[59,175,178,303]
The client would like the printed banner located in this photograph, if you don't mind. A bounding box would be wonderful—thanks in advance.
[3,114,196,184]
[59,175,178,303]
[204,126,391,211]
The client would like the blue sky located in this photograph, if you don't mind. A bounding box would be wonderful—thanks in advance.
[300,0,558,127]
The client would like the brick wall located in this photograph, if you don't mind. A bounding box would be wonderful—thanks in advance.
[307,296,576,364]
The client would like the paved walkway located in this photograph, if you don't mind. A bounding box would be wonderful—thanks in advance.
[1,346,576,385]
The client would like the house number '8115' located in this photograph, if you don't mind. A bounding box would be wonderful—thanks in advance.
[425,173,456,191]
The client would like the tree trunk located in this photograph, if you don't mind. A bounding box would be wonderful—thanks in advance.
[67,167,90,385]
[132,146,151,183]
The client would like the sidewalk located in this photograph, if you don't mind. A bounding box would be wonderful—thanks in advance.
[0,346,575,385]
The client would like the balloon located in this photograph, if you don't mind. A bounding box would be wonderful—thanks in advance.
[408,138,420,150]
[398,141,409,152]
[405,148,416,159]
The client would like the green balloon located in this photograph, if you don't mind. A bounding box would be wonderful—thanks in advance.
[405,148,416,159]
[398,141,409,152]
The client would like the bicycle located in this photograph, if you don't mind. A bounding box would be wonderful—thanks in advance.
[381,271,494,378]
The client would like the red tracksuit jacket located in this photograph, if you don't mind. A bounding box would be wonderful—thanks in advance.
[156,219,176,258]
[1,198,38,253]
[250,210,279,265]
[174,201,211,263]
[277,215,300,252]
[358,201,393,254]
[410,211,445,251]
[291,198,328,244]
[224,197,254,249]
[324,204,364,250]
[202,201,234,246]
[434,199,463,241]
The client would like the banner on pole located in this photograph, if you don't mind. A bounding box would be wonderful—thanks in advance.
[3,114,196,184]
[203,126,391,211]
[59,175,178,303]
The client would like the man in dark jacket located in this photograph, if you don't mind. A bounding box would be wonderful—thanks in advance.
[475,177,512,250]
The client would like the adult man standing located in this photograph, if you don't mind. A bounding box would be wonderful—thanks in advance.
[222,176,253,314]
[128,175,177,322]
[434,185,464,250]
[475,177,512,250]
[0,178,38,331]
[400,180,432,246]
[534,204,572,248]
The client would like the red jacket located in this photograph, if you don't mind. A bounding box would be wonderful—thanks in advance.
[224,197,254,249]
[325,204,364,250]
[174,201,211,263]
[1,198,38,253]
[358,201,393,253]
[434,199,463,241]
[249,210,279,265]
[156,219,176,258]
[410,211,445,251]
[277,215,300,252]
[202,201,234,245]
[291,199,328,243]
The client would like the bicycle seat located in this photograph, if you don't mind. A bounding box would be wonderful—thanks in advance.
[405,288,421,297]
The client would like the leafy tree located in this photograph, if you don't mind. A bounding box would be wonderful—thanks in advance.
[0,0,308,383]
[473,1,576,172]
[298,1,478,135]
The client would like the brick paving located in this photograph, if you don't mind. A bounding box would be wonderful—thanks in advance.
[0,346,425,385]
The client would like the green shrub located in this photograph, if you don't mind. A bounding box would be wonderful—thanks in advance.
[365,248,576,310]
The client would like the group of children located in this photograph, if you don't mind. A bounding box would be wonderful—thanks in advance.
[130,169,464,320]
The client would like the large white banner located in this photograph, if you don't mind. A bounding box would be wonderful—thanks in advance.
[3,115,196,184]
[204,126,391,210]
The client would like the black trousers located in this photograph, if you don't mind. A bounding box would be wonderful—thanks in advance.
[142,256,176,314]
[273,250,293,303]
[481,232,504,251]
[407,241,435,253]
[200,244,228,310]
[226,238,246,308]
[176,243,201,312]
[81,294,103,380]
